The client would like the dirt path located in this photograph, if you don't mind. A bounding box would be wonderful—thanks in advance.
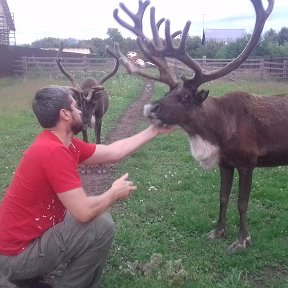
[81,79,154,196]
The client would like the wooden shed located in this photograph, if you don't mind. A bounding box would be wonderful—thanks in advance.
[0,0,15,45]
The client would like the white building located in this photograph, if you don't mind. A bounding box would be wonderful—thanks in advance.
[204,29,246,43]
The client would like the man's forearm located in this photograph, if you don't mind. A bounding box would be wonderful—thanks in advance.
[84,125,175,166]
[108,126,158,161]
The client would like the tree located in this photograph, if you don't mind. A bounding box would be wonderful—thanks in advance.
[106,28,124,47]
[31,37,61,48]
[277,27,288,45]
[263,28,278,43]
[90,38,106,57]
[185,36,203,57]
[266,42,288,56]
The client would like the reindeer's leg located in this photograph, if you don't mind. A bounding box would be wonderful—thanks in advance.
[95,118,102,144]
[207,166,234,240]
[228,166,253,253]
[78,130,89,174]
[92,118,108,174]
[82,130,88,143]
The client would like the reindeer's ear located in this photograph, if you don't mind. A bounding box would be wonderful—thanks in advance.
[195,89,209,104]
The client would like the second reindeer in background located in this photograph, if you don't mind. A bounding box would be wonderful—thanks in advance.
[56,43,119,144]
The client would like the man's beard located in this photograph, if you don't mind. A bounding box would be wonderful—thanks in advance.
[71,116,83,135]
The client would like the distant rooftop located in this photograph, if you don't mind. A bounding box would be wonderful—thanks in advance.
[42,48,91,55]
[205,29,246,43]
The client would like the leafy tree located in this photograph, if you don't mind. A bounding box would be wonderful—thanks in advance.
[106,28,124,47]
[277,27,288,45]
[185,36,203,58]
[89,38,106,57]
[266,42,288,56]
[31,37,62,48]
[198,40,224,58]
[124,37,138,54]
[263,28,278,44]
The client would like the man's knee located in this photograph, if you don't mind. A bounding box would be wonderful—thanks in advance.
[91,212,116,241]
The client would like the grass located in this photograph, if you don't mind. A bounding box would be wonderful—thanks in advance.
[1,76,288,287]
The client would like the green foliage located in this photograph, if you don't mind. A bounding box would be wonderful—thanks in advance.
[265,42,288,57]
[106,28,124,46]
[277,27,288,45]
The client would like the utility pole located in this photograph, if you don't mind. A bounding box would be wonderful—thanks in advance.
[202,13,207,45]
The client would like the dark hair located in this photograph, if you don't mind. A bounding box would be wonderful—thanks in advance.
[32,85,74,128]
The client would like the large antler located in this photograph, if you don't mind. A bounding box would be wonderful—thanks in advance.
[113,0,274,89]
[98,47,120,85]
[113,1,181,88]
[56,42,81,91]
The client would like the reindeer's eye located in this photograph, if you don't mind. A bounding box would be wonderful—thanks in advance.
[179,94,190,104]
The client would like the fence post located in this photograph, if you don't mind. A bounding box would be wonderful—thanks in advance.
[259,58,264,80]
[83,56,88,73]
[202,55,206,70]
[283,60,288,80]
[22,57,27,74]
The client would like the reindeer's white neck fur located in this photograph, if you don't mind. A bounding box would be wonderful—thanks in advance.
[189,135,220,169]
[90,115,96,128]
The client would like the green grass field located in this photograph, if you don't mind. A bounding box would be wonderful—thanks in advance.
[1,75,288,287]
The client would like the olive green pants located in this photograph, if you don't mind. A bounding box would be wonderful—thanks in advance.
[0,212,115,288]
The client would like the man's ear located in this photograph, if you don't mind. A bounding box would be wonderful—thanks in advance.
[59,109,70,121]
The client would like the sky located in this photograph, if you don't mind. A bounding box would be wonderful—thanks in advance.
[7,0,288,45]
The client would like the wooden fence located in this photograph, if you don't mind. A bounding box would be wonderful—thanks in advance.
[13,56,288,81]
[13,56,120,76]
[170,57,288,81]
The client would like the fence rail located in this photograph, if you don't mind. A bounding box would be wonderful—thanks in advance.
[169,57,288,81]
[13,56,288,80]
[13,56,118,76]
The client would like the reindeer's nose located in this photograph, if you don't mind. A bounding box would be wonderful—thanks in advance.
[150,103,160,114]
[143,103,161,117]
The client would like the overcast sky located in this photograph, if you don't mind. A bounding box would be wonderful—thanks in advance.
[7,0,288,45]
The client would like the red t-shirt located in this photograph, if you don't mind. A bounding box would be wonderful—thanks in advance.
[0,131,96,255]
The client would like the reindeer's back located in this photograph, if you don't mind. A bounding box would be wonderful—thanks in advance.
[218,91,288,126]
[217,91,288,166]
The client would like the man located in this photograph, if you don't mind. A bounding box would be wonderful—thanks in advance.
[0,85,175,288]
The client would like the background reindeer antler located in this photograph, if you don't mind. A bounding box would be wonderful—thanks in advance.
[56,42,82,92]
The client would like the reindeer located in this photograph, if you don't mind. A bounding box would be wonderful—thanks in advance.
[56,43,120,144]
[108,0,283,252]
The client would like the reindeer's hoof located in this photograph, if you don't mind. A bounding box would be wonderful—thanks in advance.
[207,228,226,239]
[227,235,251,253]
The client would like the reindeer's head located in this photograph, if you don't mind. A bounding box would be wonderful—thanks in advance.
[110,0,274,127]
[144,84,209,126]
[70,82,106,130]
